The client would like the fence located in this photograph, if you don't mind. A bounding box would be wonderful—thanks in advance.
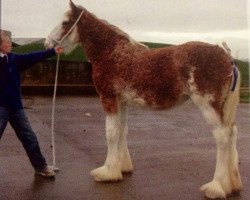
[21,60,97,95]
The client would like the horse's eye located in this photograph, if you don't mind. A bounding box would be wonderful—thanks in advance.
[62,21,70,26]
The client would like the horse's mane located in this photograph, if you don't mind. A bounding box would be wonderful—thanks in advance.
[105,21,148,48]
[103,20,130,40]
[79,7,147,48]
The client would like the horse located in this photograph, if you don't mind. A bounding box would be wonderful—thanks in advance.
[45,1,242,199]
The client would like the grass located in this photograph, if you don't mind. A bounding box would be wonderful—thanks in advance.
[234,59,249,103]
[240,91,250,103]
[143,42,171,48]
[12,43,87,62]
[13,42,249,102]
[235,59,249,87]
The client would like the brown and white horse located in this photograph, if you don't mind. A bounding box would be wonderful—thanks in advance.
[45,1,242,199]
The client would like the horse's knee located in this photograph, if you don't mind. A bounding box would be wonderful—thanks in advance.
[213,126,231,147]
[105,115,120,142]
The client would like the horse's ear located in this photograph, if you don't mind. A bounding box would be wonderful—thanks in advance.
[69,0,78,11]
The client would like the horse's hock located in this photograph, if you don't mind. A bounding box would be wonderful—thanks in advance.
[21,60,95,95]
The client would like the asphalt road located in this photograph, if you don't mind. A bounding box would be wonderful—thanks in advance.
[0,96,249,200]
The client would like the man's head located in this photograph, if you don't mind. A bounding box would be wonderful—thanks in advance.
[0,30,12,53]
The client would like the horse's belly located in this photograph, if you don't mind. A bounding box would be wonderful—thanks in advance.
[121,90,147,107]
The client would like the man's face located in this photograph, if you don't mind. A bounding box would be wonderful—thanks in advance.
[0,37,12,53]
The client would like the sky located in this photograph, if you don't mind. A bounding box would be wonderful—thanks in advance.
[1,0,250,60]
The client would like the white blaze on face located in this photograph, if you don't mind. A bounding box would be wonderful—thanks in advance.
[45,12,80,54]
[44,24,63,48]
[60,26,79,54]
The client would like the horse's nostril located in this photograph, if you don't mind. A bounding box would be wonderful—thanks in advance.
[44,40,54,49]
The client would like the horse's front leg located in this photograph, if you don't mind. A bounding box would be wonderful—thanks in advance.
[118,105,133,173]
[91,106,123,181]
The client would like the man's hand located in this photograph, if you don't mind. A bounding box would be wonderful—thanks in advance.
[55,46,63,54]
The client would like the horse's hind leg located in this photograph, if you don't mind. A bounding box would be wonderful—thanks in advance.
[193,95,242,199]
[200,123,242,199]
[200,125,235,199]
[229,125,242,193]
[189,81,242,199]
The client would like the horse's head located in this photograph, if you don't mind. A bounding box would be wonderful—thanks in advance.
[45,0,85,54]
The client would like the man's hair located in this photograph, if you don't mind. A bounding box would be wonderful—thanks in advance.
[0,30,11,46]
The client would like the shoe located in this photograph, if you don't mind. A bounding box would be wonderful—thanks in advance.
[35,166,56,178]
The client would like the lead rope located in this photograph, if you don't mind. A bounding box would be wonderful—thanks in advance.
[50,53,60,171]
[50,10,84,172]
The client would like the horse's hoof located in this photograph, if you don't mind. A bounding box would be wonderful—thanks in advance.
[231,172,242,193]
[90,166,123,182]
[121,160,134,173]
[200,181,227,199]
[122,167,133,174]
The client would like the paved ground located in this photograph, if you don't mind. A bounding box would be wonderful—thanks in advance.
[0,96,249,200]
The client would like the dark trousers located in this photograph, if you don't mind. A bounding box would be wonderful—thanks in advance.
[0,107,47,171]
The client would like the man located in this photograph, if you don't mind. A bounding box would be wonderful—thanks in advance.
[0,30,63,178]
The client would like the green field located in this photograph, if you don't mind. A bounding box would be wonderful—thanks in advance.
[12,43,87,62]
[234,59,249,103]
[13,42,249,102]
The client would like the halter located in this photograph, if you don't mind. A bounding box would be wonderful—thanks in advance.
[49,10,84,45]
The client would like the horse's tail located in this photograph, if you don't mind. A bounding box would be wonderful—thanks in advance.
[222,64,241,125]
[222,42,231,55]
[222,41,234,63]
[221,42,241,124]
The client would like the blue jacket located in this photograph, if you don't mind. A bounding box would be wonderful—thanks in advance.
[0,49,56,110]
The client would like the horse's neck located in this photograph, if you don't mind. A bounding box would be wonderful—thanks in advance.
[78,12,130,63]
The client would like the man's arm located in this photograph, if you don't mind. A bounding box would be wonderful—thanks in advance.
[16,47,63,70]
